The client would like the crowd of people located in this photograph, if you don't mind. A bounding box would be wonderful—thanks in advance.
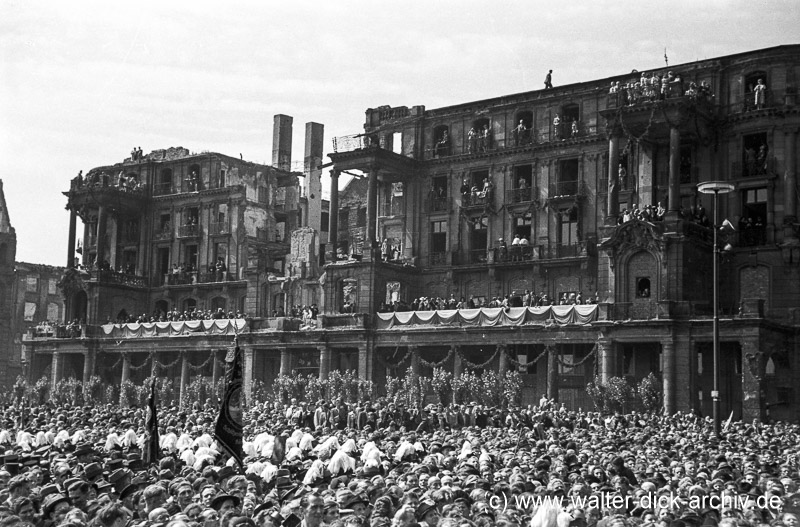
[110,308,245,325]
[0,396,796,527]
[71,170,145,193]
[617,204,666,225]
[377,291,600,313]
[608,71,713,106]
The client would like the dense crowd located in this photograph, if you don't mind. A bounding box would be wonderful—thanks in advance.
[378,291,599,313]
[608,71,713,106]
[0,398,797,527]
[111,308,246,325]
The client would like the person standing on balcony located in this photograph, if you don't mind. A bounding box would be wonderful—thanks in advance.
[754,78,767,109]
[381,238,390,261]
[467,127,477,153]
[553,114,561,140]
[481,124,491,152]
[514,120,527,145]
[460,178,470,205]
[571,120,579,138]
[544,70,553,89]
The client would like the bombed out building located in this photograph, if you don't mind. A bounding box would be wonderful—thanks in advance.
[23,45,800,422]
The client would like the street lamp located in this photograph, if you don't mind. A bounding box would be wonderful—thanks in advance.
[697,181,735,437]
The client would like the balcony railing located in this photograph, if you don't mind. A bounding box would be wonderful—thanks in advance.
[428,196,449,213]
[461,193,491,209]
[736,226,768,247]
[429,251,448,266]
[154,227,172,241]
[539,242,582,259]
[178,224,200,238]
[549,180,579,198]
[209,222,229,236]
[737,90,774,113]
[380,198,405,217]
[90,269,147,288]
[732,157,774,178]
[495,245,535,262]
[505,187,534,204]
[153,182,172,196]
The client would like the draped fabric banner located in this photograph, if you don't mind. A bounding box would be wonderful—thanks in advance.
[101,319,247,338]
[375,305,597,329]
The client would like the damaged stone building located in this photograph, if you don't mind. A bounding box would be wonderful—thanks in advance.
[23,45,800,421]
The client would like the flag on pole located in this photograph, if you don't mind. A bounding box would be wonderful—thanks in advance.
[214,337,244,469]
[143,378,160,465]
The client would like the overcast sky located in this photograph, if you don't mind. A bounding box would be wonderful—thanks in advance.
[1,0,798,266]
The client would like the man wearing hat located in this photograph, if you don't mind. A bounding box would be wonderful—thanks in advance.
[42,493,71,526]
[415,499,439,526]
[210,494,240,516]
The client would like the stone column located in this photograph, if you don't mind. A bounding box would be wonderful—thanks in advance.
[661,340,676,415]
[358,345,371,381]
[497,344,509,376]
[668,127,681,213]
[597,338,615,383]
[212,350,221,386]
[328,169,340,261]
[280,350,291,376]
[410,346,420,383]
[784,129,798,228]
[607,135,620,223]
[120,354,131,384]
[67,209,77,268]
[82,219,91,266]
[319,346,331,381]
[366,166,379,253]
[243,348,254,405]
[118,354,131,406]
[50,352,63,391]
[82,350,94,383]
[96,205,108,266]
[452,346,462,379]
[741,338,766,423]
[547,345,559,402]
[179,352,190,409]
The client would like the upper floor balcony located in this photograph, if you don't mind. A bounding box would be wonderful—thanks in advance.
[460,192,492,210]
[81,268,148,289]
[505,187,537,205]
[208,221,229,236]
[427,196,450,213]
[178,224,200,238]
[452,241,587,266]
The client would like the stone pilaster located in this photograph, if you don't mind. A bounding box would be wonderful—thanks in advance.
[661,340,675,415]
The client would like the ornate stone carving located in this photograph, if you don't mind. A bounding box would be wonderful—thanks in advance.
[599,219,666,270]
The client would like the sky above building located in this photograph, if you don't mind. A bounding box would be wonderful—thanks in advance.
[1,0,798,266]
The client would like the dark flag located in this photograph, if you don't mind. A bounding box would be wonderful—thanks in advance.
[215,338,244,469]
[271,432,287,465]
[143,378,159,465]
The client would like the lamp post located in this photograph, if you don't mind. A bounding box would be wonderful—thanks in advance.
[697,181,735,437]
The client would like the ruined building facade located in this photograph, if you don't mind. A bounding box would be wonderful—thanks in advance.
[24,46,800,421]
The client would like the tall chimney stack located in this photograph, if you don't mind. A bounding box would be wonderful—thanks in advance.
[272,114,293,171]
[304,122,324,233]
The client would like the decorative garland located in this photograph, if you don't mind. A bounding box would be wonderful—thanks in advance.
[553,343,598,371]
[419,347,455,368]
[128,353,153,371]
[374,347,412,370]
[456,346,500,370]
[154,355,183,371]
[189,351,218,372]
[107,355,123,370]
[506,345,550,368]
